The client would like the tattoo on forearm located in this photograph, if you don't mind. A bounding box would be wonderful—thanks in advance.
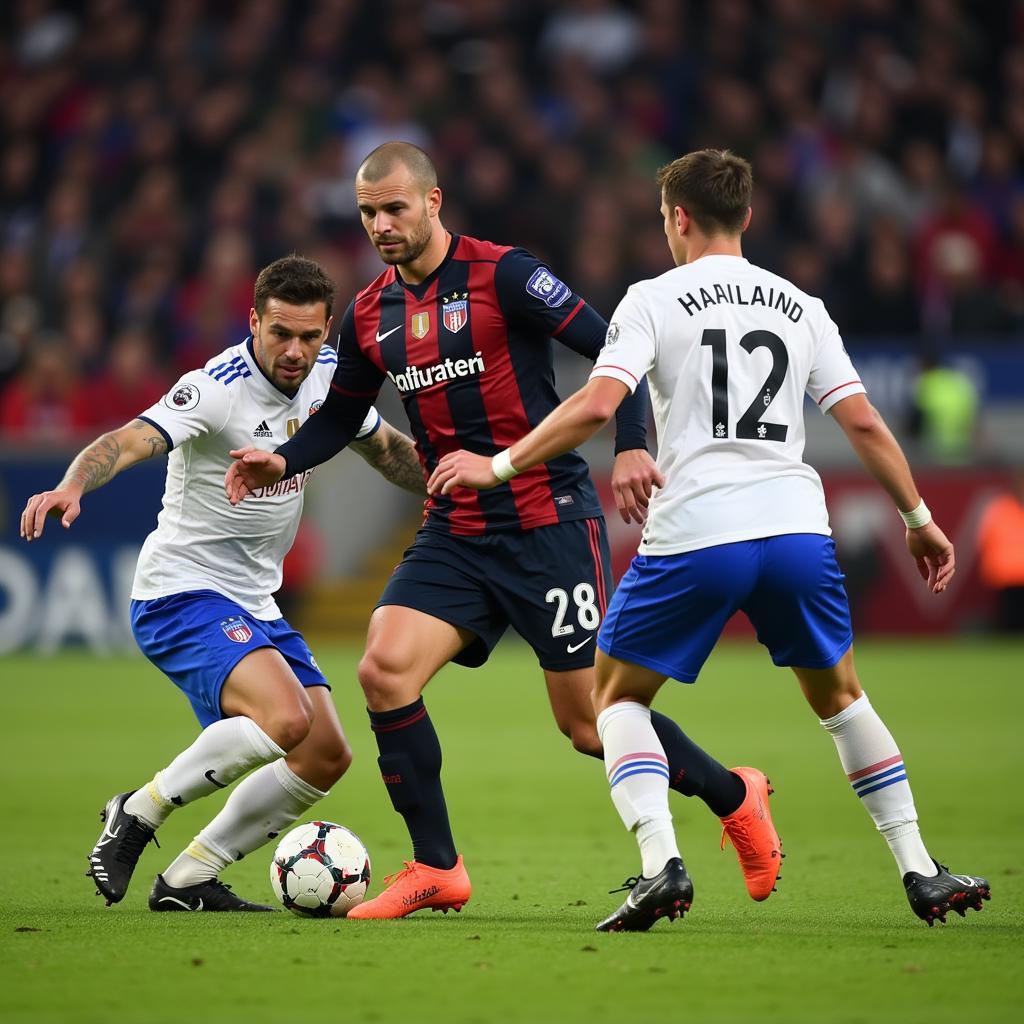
[58,422,168,494]
[353,430,426,495]
[131,420,169,459]
[60,434,122,494]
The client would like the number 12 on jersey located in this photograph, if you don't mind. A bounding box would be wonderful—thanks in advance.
[701,328,790,441]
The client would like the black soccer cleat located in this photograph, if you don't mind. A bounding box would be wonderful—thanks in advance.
[86,791,158,905]
[903,859,991,926]
[149,873,278,912]
[595,857,694,932]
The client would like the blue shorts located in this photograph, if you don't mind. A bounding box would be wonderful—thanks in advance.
[377,518,612,672]
[130,590,328,728]
[598,535,853,683]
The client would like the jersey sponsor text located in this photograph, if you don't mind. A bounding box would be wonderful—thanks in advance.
[387,352,485,394]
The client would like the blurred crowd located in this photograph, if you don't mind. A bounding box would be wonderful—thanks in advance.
[2,0,1024,444]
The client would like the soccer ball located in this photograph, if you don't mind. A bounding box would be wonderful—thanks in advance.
[269,821,371,917]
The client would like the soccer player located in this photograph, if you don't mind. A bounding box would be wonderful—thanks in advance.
[226,143,781,920]
[428,149,991,931]
[21,256,425,912]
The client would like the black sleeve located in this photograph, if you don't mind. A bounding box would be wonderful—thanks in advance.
[494,249,648,453]
[275,301,386,478]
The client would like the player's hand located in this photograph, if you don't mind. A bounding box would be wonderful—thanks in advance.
[905,520,955,594]
[225,448,286,505]
[610,449,664,525]
[20,486,83,541]
[427,451,499,495]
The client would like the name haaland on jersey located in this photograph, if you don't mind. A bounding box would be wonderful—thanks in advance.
[130,339,379,619]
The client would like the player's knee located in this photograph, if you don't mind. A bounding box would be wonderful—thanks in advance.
[263,698,315,752]
[318,736,353,787]
[357,648,410,708]
[567,723,603,759]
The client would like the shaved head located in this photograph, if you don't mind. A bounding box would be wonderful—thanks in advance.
[357,142,437,191]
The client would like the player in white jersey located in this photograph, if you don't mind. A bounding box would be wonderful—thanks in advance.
[21,256,424,912]
[428,150,990,931]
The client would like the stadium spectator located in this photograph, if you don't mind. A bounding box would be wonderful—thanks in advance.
[83,327,168,431]
[976,470,1024,632]
[906,354,979,465]
[0,334,91,441]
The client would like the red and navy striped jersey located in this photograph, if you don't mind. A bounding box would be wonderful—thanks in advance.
[276,234,649,534]
[336,234,609,534]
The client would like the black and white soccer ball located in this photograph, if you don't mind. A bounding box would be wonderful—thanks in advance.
[269,821,371,917]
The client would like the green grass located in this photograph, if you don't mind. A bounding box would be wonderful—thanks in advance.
[1,640,1021,1024]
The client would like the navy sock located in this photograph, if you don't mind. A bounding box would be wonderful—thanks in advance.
[650,710,745,817]
[367,698,457,870]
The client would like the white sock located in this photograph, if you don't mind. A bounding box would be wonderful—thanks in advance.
[162,760,327,888]
[635,818,680,879]
[124,717,285,828]
[820,693,935,877]
[597,702,678,877]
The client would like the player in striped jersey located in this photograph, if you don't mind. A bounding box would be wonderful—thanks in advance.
[431,149,990,929]
[21,256,424,912]
[227,143,781,920]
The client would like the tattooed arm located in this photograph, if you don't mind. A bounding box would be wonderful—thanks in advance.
[349,419,426,496]
[20,419,169,541]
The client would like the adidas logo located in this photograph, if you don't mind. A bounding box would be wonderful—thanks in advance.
[252,420,274,438]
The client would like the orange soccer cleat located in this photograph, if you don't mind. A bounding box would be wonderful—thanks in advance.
[346,855,472,920]
[719,766,783,901]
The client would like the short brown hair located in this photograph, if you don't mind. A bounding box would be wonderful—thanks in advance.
[656,149,753,235]
[253,255,335,318]
[357,141,437,192]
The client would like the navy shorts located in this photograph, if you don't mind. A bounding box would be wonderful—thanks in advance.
[377,518,613,671]
[598,534,853,683]
[130,590,328,728]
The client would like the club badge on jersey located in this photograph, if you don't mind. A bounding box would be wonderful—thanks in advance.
[220,617,254,644]
[442,291,469,333]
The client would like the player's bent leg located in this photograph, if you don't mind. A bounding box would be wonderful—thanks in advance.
[591,652,692,930]
[151,650,319,904]
[284,686,352,792]
[350,605,476,919]
[220,647,316,752]
[793,649,991,923]
[543,667,603,756]
[90,650,302,906]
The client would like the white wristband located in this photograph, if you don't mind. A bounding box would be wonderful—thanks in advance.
[491,449,519,482]
[899,499,932,529]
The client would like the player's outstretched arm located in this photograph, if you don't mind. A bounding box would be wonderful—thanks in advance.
[350,420,426,496]
[428,377,654,500]
[20,418,169,541]
[830,393,955,594]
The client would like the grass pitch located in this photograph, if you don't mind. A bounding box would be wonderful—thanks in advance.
[1,640,1021,1024]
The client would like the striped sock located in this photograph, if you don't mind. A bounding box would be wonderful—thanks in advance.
[820,693,934,876]
[597,702,679,877]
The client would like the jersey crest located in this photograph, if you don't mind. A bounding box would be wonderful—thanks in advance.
[220,616,253,644]
[442,290,469,333]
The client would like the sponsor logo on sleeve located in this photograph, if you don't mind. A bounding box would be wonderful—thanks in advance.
[165,383,200,411]
[309,399,323,416]
[604,322,620,348]
[526,268,570,308]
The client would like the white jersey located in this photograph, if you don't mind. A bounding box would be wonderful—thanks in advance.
[592,255,865,555]
[131,338,380,618]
